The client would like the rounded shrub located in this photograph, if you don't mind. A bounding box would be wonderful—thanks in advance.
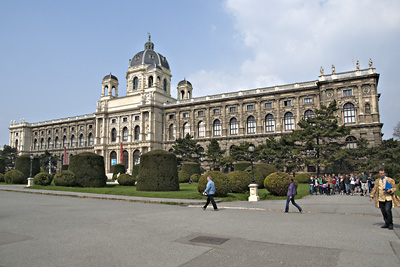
[61,165,69,171]
[54,170,76,187]
[178,170,190,183]
[197,171,230,197]
[294,173,311,183]
[33,172,53,186]
[234,161,251,171]
[244,166,266,189]
[227,170,252,193]
[112,164,126,179]
[255,163,278,178]
[190,173,200,182]
[15,154,40,178]
[181,162,201,176]
[0,173,5,182]
[117,173,135,186]
[0,157,5,174]
[264,172,292,196]
[69,152,106,187]
[136,150,179,191]
[5,170,26,184]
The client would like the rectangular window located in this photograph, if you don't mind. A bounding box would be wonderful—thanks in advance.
[343,89,352,97]
[169,114,174,120]
[198,110,204,116]
[247,104,254,111]
[265,102,272,109]
[111,119,116,124]
[183,112,189,118]
[284,100,292,107]
[213,109,220,115]
[135,116,140,121]
[122,117,128,123]
[304,98,312,104]
[229,106,236,113]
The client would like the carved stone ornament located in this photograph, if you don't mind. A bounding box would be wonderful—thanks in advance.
[326,89,334,98]
[362,85,371,94]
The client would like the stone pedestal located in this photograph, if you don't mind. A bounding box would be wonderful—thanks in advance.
[248,183,260,202]
[27,177,34,187]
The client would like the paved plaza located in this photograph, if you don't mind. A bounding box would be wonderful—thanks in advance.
[0,186,399,267]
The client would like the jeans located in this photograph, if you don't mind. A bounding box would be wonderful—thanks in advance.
[345,184,350,193]
[285,196,302,212]
[309,185,314,195]
[379,201,393,226]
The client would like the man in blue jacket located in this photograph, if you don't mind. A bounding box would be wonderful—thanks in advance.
[203,176,218,211]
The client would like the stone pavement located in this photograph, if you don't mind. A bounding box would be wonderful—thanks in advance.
[0,186,399,267]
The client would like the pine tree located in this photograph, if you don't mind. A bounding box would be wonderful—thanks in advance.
[172,134,203,164]
[206,139,225,170]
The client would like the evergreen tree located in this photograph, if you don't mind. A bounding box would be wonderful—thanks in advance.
[172,134,203,164]
[292,100,350,174]
[0,145,18,170]
[230,142,253,162]
[39,150,59,173]
[206,139,225,170]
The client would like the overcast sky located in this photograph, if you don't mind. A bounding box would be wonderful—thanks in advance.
[1,0,399,146]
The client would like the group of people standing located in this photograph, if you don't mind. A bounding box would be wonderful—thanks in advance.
[307,172,373,196]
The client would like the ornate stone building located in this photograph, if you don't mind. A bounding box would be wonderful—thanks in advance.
[9,37,383,174]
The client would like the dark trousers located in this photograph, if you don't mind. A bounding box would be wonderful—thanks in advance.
[204,194,218,210]
[285,196,302,212]
[379,201,393,226]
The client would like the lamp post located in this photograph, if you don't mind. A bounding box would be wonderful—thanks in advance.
[27,154,34,187]
[49,156,52,175]
[248,144,259,202]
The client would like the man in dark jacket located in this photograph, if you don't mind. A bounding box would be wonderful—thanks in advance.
[285,177,302,213]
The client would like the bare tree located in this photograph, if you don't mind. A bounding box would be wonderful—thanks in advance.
[394,122,400,140]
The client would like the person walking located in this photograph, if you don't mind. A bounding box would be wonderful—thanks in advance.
[285,177,302,213]
[360,172,368,196]
[308,176,314,195]
[369,169,399,230]
[202,176,218,211]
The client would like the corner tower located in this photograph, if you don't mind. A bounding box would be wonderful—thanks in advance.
[126,35,172,97]
[177,78,193,100]
[101,73,119,100]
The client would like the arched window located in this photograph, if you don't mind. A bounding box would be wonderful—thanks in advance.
[365,103,371,114]
[111,128,117,142]
[133,150,140,165]
[168,124,175,140]
[183,122,190,136]
[40,138,44,149]
[79,134,84,147]
[70,135,75,147]
[122,127,128,142]
[110,151,117,173]
[104,86,108,95]
[88,133,93,146]
[63,136,67,147]
[34,139,38,150]
[180,90,185,100]
[230,118,238,135]
[134,126,140,141]
[133,77,138,90]
[346,136,357,149]
[55,137,59,148]
[148,76,153,87]
[265,114,275,132]
[304,110,315,120]
[247,116,256,134]
[47,137,52,148]
[163,79,167,91]
[284,112,295,131]
[344,103,356,123]
[198,121,205,137]
[213,119,221,136]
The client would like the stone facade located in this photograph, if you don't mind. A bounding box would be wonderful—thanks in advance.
[9,38,383,174]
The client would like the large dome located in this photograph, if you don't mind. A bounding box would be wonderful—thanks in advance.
[130,36,170,70]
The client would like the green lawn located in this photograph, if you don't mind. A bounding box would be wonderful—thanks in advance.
[21,183,311,202]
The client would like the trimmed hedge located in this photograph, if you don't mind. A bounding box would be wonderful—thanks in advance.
[234,161,251,171]
[113,164,126,179]
[227,170,252,193]
[264,172,292,196]
[0,173,5,182]
[181,162,201,176]
[33,172,53,186]
[244,166,266,189]
[61,165,69,171]
[54,170,76,187]
[190,173,200,182]
[197,171,230,197]
[132,164,140,179]
[294,173,311,183]
[117,173,135,186]
[178,170,191,183]
[136,150,179,191]
[15,154,40,178]
[0,157,5,174]
[69,152,106,187]
[5,170,26,184]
